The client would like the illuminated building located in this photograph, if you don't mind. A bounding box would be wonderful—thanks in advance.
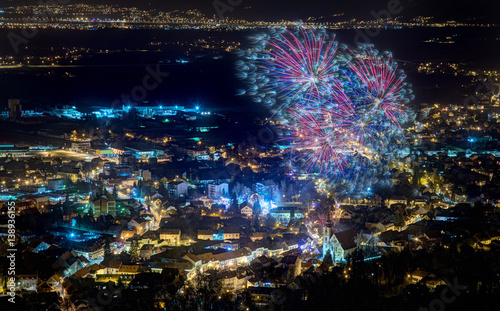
[208,182,229,198]
[159,229,181,245]
[322,221,357,262]
[91,196,116,217]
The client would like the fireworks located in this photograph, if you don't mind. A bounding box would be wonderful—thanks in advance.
[236,28,344,115]
[237,28,415,193]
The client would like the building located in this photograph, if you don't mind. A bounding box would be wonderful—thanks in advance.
[388,196,407,206]
[14,275,38,291]
[219,270,248,292]
[48,178,66,191]
[269,205,305,225]
[241,205,253,218]
[139,244,156,259]
[91,197,116,217]
[223,227,240,240]
[127,218,151,235]
[167,181,188,198]
[198,229,214,240]
[71,241,105,261]
[197,247,253,269]
[63,209,78,223]
[71,141,92,153]
[159,229,181,245]
[323,222,357,262]
[279,255,302,278]
[105,260,122,274]
[207,183,229,198]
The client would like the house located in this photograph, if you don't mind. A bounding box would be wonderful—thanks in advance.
[14,275,38,291]
[159,229,181,245]
[71,240,105,261]
[91,197,116,217]
[269,204,306,225]
[53,251,88,277]
[339,209,353,219]
[197,247,253,269]
[18,195,50,210]
[28,240,52,253]
[105,260,122,274]
[127,218,151,235]
[323,221,357,262]
[183,253,202,268]
[46,272,64,292]
[167,181,188,198]
[241,205,253,218]
[58,165,82,183]
[223,227,240,240]
[247,287,274,307]
[118,265,142,275]
[220,241,239,251]
[279,255,302,278]
[208,183,229,198]
[121,230,135,240]
[413,198,427,208]
[388,196,407,206]
[198,229,214,240]
[219,270,248,292]
[140,244,156,259]
[409,269,433,284]
[73,267,91,278]
[250,232,266,241]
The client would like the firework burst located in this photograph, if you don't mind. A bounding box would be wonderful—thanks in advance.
[237,28,415,193]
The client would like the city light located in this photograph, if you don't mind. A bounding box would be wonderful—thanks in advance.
[1,3,498,309]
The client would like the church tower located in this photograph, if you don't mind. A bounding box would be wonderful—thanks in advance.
[323,220,333,259]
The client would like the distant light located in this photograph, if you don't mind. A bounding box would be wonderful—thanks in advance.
[196,106,199,110]
[367,187,372,191]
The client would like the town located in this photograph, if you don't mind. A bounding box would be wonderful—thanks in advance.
[1,89,500,310]
[1,1,500,310]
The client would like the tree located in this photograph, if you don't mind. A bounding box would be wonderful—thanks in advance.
[394,209,405,228]
[231,192,238,210]
[130,239,140,260]
[180,272,222,311]
[158,182,168,197]
[412,164,421,187]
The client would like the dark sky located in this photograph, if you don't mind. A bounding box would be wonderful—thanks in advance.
[1,0,499,22]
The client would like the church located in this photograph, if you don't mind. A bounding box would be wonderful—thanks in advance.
[322,221,358,262]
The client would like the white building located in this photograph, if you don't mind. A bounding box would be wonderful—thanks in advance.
[167,181,188,198]
[269,205,305,225]
[240,205,253,218]
[388,196,407,206]
[322,222,357,262]
[208,183,228,198]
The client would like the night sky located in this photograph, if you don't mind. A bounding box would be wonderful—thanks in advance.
[1,0,499,22]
